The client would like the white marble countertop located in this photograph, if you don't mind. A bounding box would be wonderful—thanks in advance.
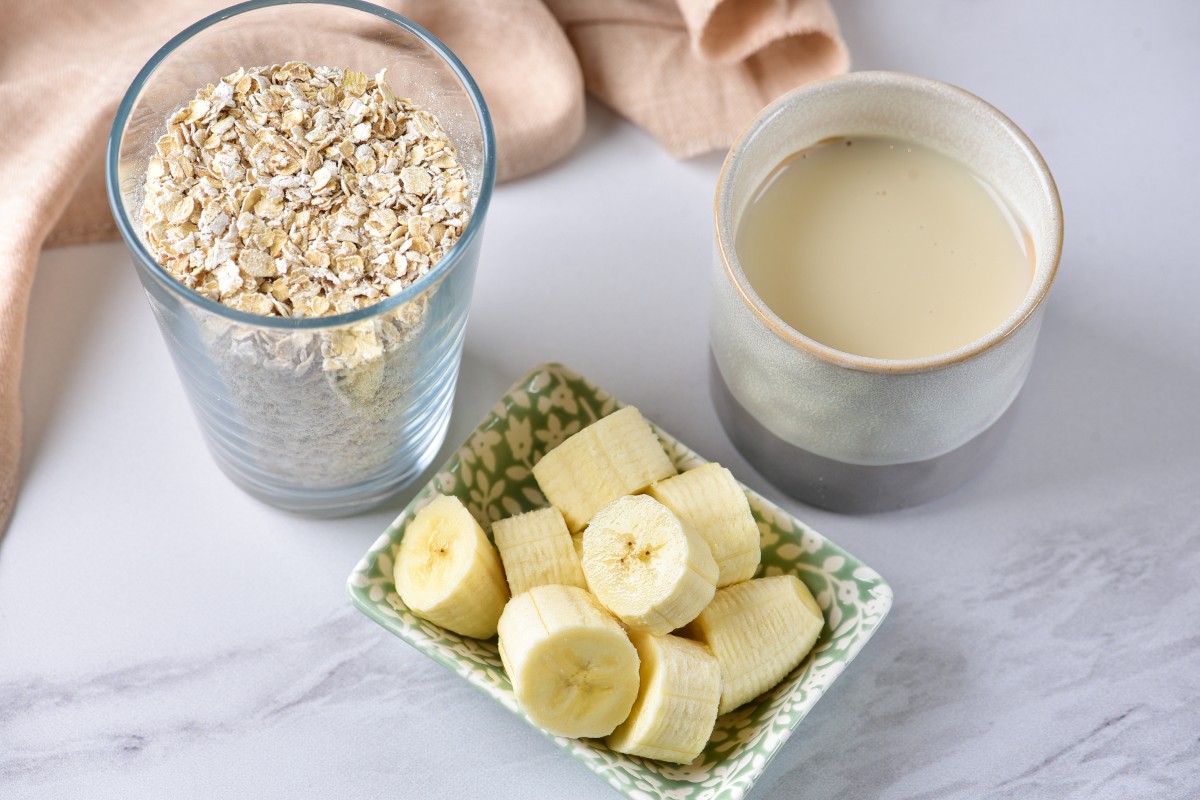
[4,2,1199,798]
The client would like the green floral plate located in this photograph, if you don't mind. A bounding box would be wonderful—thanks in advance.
[347,363,892,800]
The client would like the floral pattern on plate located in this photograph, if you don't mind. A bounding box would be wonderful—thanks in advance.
[347,362,893,800]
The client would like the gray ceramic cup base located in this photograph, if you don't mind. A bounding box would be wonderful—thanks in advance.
[709,351,1016,513]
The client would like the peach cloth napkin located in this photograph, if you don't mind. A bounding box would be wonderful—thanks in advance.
[0,0,846,529]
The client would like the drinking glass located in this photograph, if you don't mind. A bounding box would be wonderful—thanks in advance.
[107,0,496,516]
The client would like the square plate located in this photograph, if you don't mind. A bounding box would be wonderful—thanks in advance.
[347,363,893,800]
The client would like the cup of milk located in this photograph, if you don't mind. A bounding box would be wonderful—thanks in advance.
[710,71,1063,512]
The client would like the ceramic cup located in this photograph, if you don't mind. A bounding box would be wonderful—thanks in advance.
[710,71,1063,512]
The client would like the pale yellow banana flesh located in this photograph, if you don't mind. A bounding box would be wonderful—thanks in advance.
[532,406,676,532]
[647,462,761,588]
[684,574,824,715]
[581,494,718,635]
[497,584,640,739]
[605,632,721,764]
[393,494,510,639]
[493,506,587,596]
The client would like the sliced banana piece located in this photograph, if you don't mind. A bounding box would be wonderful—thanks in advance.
[497,584,640,739]
[393,494,510,639]
[581,494,718,635]
[605,632,721,764]
[648,462,761,587]
[684,575,824,715]
[532,405,676,532]
[493,506,587,596]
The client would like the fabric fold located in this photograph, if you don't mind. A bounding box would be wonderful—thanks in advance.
[677,0,843,65]
[545,0,848,158]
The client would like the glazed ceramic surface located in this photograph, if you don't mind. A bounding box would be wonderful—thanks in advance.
[712,71,1063,468]
[348,363,892,800]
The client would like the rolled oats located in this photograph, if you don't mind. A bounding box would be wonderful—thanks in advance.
[140,62,472,319]
[136,63,479,492]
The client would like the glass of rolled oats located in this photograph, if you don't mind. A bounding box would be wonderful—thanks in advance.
[106,0,496,516]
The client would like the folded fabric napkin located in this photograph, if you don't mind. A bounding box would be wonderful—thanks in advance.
[0,0,846,530]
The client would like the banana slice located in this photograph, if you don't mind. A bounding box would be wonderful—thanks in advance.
[497,584,640,739]
[393,494,510,639]
[605,632,721,764]
[493,507,587,596]
[532,406,676,532]
[684,575,824,715]
[581,494,718,635]
[647,462,761,588]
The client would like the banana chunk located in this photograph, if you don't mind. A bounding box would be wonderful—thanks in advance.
[647,463,761,588]
[581,494,718,635]
[606,632,721,764]
[493,507,587,596]
[532,406,676,532]
[393,494,510,639]
[684,575,824,715]
[498,584,641,739]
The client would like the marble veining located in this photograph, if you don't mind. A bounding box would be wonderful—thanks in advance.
[1,609,399,785]
[4,484,1197,799]
[754,481,1200,800]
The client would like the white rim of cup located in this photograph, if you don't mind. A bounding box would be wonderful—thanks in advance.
[715,71,1064,375]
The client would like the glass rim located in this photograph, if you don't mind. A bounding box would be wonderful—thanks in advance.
[105,0,497,331]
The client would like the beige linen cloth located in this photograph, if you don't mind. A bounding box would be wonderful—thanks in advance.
[0,0,846,530]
